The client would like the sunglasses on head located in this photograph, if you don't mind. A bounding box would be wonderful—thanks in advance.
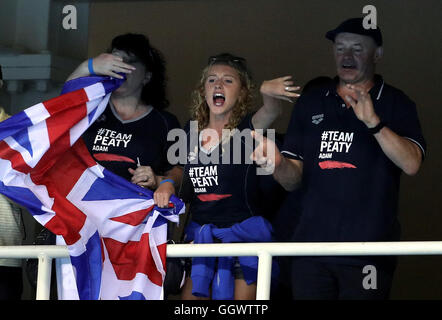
[207,54,248,72]
[208,55,246,64]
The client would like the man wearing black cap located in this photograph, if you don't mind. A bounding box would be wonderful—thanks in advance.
[252,18,426,299]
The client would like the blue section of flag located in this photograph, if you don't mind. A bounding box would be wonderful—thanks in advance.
[152,215,167,228]
[70,231,103,300]
[88,107,98,124]
[61,75,125,95]
[82,168,151,201]
[11,129,33,157]
[0,111,33,141]
[0,180,46,216]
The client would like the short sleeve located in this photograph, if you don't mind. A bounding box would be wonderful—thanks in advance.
[388,92,426,159]
[280,99,306,161]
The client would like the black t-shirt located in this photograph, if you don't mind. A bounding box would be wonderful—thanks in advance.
[82,103,181,181]
[281,75,426,244]
[180,114,266,228]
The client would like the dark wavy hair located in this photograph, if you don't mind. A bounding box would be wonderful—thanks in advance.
[109,33,169,109]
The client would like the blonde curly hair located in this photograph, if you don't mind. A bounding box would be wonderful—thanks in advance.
[190,54,255,131]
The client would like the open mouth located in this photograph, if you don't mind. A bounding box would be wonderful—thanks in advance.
[341,62,357,70]
[213,93,226,106]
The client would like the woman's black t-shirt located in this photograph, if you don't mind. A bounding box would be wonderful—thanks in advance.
[181,114,266,228]
[82,103,180,181]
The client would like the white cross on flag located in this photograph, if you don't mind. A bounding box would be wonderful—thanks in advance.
[0,76,184,299]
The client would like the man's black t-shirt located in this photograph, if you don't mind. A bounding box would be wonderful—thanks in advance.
[281,75,426,244]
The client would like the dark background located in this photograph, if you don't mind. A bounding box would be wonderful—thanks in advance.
[0,0,441,299]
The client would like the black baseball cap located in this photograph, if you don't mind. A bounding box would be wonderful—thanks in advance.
[325,17,383,46]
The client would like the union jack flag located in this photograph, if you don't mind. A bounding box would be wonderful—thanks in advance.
[0,76,184,300]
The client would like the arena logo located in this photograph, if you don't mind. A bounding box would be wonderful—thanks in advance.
[167,121,276,175]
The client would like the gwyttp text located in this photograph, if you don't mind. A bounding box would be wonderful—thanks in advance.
[166,121,276,175]
[174,303,269,317]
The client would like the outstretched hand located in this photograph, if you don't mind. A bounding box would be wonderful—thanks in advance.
[250,130,282,173]
[260,76,301,103]
[344,84,380,128]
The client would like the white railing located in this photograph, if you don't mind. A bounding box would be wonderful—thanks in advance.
[1,241,442,300]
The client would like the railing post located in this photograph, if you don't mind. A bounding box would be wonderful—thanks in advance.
[36,254,53,300]
[256,251,272,300]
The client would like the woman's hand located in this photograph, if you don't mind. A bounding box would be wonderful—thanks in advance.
[67,53,136,81]
[153,180,175,208]
[89,53,136,79]
[260,76,301,103]
[129,166,177,208]
[252,76,301,129]
[129,165,159,189]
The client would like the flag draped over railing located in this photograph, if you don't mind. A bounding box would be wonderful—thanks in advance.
[0,76,184,300]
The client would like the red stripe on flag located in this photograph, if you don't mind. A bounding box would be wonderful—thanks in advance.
[45,97,87,146]
[110,206,154,226]
[43,89,89,116]
[32,140,95,196]
[30,95,90,178]
[32,141,96,245]
[0,141,33,174]
[103,234,165,286]
[32,89,98,245]
[44,195,86,245]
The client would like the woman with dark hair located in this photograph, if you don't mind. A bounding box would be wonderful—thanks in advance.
[67,33,181,207]
[54,34,181,299]
[180,53,300,300]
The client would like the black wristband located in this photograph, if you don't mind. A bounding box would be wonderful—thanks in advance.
[368,121,385,134]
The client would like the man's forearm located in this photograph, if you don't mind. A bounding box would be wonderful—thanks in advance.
[374,126,423,176]
[273,156,303,192]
